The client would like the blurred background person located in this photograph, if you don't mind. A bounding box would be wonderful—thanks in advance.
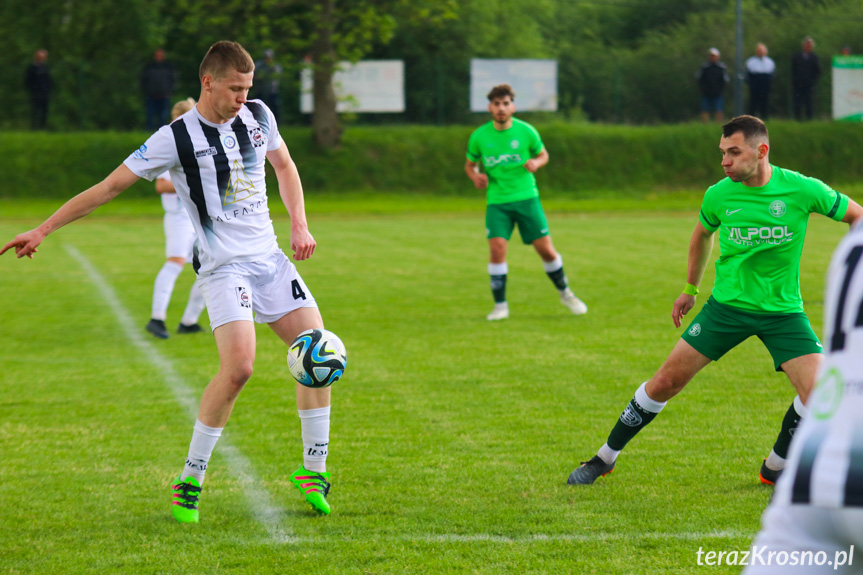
[696,47,729,123]
[253,49,283,123]
[141,49,177,131]
[791,37,821,120]
[145,97,207,340]
[25,49,52,130]
[745,43,775,120]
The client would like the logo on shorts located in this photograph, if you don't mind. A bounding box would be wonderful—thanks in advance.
[620,404,643,427]
[248,127,265,148]
[769,200,787,217]
[688,323,702,337]
[235,287,251,308]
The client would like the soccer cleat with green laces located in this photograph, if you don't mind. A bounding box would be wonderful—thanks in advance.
[290,465,331,515]
[171,476,202,523]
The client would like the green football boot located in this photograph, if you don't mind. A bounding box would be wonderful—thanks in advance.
[290,465,331,515]
[171,476,202,523]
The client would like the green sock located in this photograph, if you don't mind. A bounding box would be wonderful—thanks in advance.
[546,267,568,291]
[771,397,807,458]
[542,255,569,291]
[606,382,667,451]
[490,274,507,304]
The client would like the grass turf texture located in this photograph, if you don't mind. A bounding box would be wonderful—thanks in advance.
[0,194,853,574]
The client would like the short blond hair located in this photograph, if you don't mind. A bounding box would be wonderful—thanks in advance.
[171,97,196,120]
[199,41,254,81]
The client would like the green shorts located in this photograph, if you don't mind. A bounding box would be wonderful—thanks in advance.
[485,197,550,245]
[681,297,822,371]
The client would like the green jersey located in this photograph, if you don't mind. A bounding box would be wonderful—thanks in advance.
[698,165,849,313]
[466,118,544,205]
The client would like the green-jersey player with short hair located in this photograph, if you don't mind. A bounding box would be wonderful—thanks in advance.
[568,115,863,487]
[465,83,588,321]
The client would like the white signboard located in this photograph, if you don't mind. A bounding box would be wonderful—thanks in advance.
[301,60,404,113]
[832,55,863,121]
[470,59,558,112]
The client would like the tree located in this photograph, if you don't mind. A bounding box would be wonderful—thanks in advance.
[165,0,455,148]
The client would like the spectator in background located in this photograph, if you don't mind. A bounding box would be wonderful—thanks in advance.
[141,49,177,131]
[253,49,283,122]
[791,37,821,120]
[696,48,729,123]
[25,49,52,130]
[841,45,852,56]
[745,43,775,120]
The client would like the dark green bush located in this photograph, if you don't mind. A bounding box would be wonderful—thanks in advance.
[4,121,862,200]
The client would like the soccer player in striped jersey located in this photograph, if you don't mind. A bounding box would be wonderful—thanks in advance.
[567,115,863,486]
[743,217,863,574]
[145,97,207,340]
[2,41,336,520]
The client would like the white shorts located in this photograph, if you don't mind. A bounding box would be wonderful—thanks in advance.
[198,250,317,330]
[163,205,196,262]
[743,503,863,574]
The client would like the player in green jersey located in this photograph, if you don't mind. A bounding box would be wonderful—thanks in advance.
[567,115,863,486]
[465,84,587,321]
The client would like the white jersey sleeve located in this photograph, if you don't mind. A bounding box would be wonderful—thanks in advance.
[123,126,180,182]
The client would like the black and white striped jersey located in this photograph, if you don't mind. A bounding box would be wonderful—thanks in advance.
[124,100,283,274]
[775,220,863,508]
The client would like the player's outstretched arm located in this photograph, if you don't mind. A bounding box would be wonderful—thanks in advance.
[0,165,139,259]
[267,141,316,261]
[672,222,715,328]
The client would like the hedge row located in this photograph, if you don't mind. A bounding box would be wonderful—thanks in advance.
[5,121,863,200]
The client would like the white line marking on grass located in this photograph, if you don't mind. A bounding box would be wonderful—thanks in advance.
[64,244,295,544]
[412,529,753,544]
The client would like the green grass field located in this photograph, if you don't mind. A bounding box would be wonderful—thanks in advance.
[0,193,853,574]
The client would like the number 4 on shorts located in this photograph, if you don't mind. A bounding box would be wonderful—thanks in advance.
[292,279,307,300]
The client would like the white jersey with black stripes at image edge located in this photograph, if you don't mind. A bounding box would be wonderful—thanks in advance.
[124,100,283,275]
[773,222,863,510]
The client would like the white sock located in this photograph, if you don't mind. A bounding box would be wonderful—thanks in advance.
[299,406,330,473]
[597,443,620,465]
[181,419,223,484]
[765,450,786,471]
[180,280,206,326]
[765,396,808,471]
[488,262,508,276]
[151,261,183,320]
[794,395,809,417]
[542,254,563,273]
[635,381,668,413]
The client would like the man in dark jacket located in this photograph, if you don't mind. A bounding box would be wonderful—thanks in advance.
[141,49,177,131]
[791,37,820,120]
[25,49,52,130]
[697,48,730,123]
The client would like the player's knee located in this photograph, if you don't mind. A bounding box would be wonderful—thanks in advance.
[648,373,686,401]
[224,361,254,388]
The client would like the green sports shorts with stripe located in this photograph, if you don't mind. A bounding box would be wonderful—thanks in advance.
[681,296,822,371]
[485,197,550,244]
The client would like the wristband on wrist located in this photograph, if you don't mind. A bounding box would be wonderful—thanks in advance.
[683,283,699,296]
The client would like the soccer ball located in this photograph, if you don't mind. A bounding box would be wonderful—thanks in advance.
[287,328,347,388]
